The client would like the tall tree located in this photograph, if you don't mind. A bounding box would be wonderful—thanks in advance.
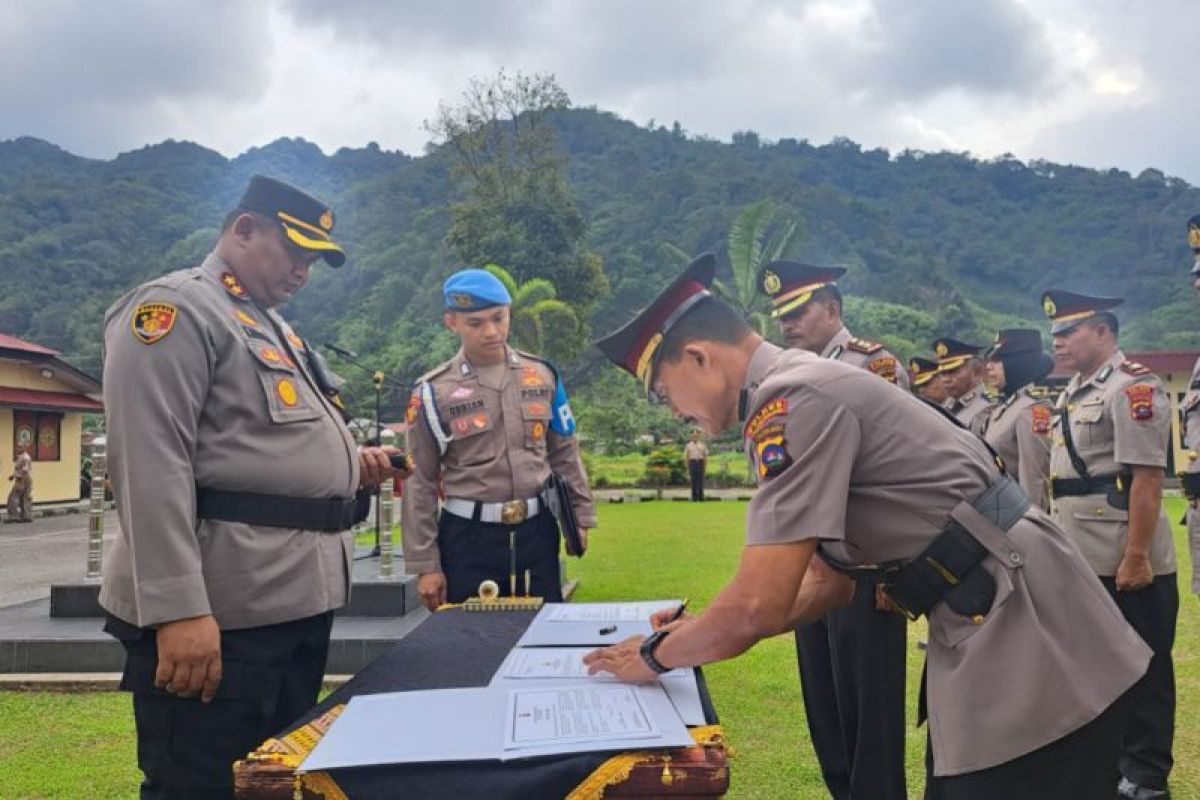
[426,71,609,319]
[483,264,584,359]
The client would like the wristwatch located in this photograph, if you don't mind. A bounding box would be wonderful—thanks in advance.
[639,629,672,675]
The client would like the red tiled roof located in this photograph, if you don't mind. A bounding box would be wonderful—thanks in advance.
[0,387,102,412]
[0,333,58,357]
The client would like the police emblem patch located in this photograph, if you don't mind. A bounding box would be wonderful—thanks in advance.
[276,378,299,407]
[452,292,473,309]
[868,356,897,382]
[1031,405,1052,435]
[1125,384,1154,421]
[131,303,178,345]
[531,421,546,441]
[453,417,471,435]
[755,433,792,479]
[744,398,788,439]
[472,413,488,429]
[319,209,334,231]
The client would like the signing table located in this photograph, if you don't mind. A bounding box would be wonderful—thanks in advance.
[233,608,729,799]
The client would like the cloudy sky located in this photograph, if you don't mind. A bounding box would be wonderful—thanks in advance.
[3,0,1196,181]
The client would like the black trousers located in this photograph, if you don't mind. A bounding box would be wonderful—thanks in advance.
[105,611,334,800]
[796,579,908,800]
[1100,574,1178,791]
[438,507,563,603]
[688,460,705,501]
[924,690,1129,798]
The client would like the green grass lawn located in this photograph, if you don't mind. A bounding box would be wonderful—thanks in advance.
[2,499,1197,798]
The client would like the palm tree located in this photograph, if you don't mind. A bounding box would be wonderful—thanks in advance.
[662,200,801,336]
[483,264,583,359]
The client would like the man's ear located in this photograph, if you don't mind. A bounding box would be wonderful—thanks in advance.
[443,311,456,332]
[683,342,709,370]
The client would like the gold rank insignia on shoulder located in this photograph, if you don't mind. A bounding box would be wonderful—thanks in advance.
[1120,360,1150,377]
[234,309,259,328]
[131,302,177,345]
[848,338,883,355]
[276,377,299,407]
[220,271,247,300]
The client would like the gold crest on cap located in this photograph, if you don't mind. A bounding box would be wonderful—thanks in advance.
[763,270,781,294]
[452,292,473,308]
[935,342,949,358]
[1043,296,1057,318]
[319,209,334,231]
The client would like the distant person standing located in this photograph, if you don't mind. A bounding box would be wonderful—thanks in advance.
[1185,216,1200,601]
[934,337,994,434]
[6,446,33,522]
[683,430,708,501]
[981,329,1054,510]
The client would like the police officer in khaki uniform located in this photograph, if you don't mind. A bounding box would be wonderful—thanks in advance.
[1043,289,1177,800]
[981,329,1054,510]
[934,337,994,433]
[1181,216,1200,600]
[5,446,33,522]
[587,255,1149,797]
[910,356,950,405]
[101,176,405,799]
[402,268,596,611]
[757,259,907,800]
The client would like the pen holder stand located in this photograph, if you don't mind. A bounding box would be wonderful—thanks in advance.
[462,596,545,612]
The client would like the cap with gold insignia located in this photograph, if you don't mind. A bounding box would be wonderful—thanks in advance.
[984,328,1046,360]
[442,268,513,311]
[932,337,983,372]
[237,175,345,267]
[909,356,939,387]
[594,253,716,399]
[1041,289,1123,335]
[1187,215,1200,277]
[757,260,846,320]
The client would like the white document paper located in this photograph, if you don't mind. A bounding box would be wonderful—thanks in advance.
[504,685,659,749]
[542,600,682,623]
[299,684,694,771]
[515,619,653,647]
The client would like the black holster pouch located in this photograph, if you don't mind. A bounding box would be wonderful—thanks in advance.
[1181,472,1200,501]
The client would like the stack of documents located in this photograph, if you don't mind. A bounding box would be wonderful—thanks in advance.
[298,600,706,772]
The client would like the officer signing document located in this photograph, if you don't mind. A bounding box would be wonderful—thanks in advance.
[585,254,1150,798]
[100,175,408,799]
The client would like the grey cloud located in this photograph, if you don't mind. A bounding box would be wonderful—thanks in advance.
[281,0,544,49]
[0,0,271,156]
[860,0,1055,99]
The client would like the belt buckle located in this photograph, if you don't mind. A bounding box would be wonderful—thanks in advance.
[500,500,527,525]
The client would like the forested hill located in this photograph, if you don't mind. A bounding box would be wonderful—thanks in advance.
[2,107,1199,417]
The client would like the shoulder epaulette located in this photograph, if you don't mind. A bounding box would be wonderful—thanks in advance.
[147,266,202,292]
[415,362,452,385]
[1120,360,1151,377]
[515,349,560,382]
[847,338,883,355]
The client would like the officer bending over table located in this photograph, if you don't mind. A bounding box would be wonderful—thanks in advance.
[402,268,596,610]
[100,176,407,799]
[585,254,1150,798]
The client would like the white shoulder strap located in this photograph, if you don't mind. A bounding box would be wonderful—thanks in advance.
[419,381,453,457]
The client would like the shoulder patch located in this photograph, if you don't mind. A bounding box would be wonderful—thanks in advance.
[744,397,788,439]
[1125,384,1155,421]
[1120,360,1151,377]
[867,355,898,383]
[131,303,178,345]
[406,392,422,425]
[1031,404,1052,435]
[847,338,883,355]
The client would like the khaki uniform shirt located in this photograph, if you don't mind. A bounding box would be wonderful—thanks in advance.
[684,441,708,461]
[13,452,31,479]
[1049,351,1176,577]
[1183,356,1200,593]
[949,386,993,435]
[740,342,1149,775]
[100,254,359,631]
[401,347,596,575]
[820,326,910,391]
[982,388,1052,510]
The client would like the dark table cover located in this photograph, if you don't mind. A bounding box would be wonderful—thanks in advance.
[281,608,718,800]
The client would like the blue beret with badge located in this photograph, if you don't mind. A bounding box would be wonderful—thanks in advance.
[443,269,513,311]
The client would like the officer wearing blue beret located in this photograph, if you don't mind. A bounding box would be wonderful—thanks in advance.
[401,268,596,609]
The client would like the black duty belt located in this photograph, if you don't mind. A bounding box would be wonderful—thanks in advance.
[824,474,1031,621]
[196,487,371,532]
[1049,473,1124,498]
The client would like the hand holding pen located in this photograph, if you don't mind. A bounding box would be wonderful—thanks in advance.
[650,598,691,631]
